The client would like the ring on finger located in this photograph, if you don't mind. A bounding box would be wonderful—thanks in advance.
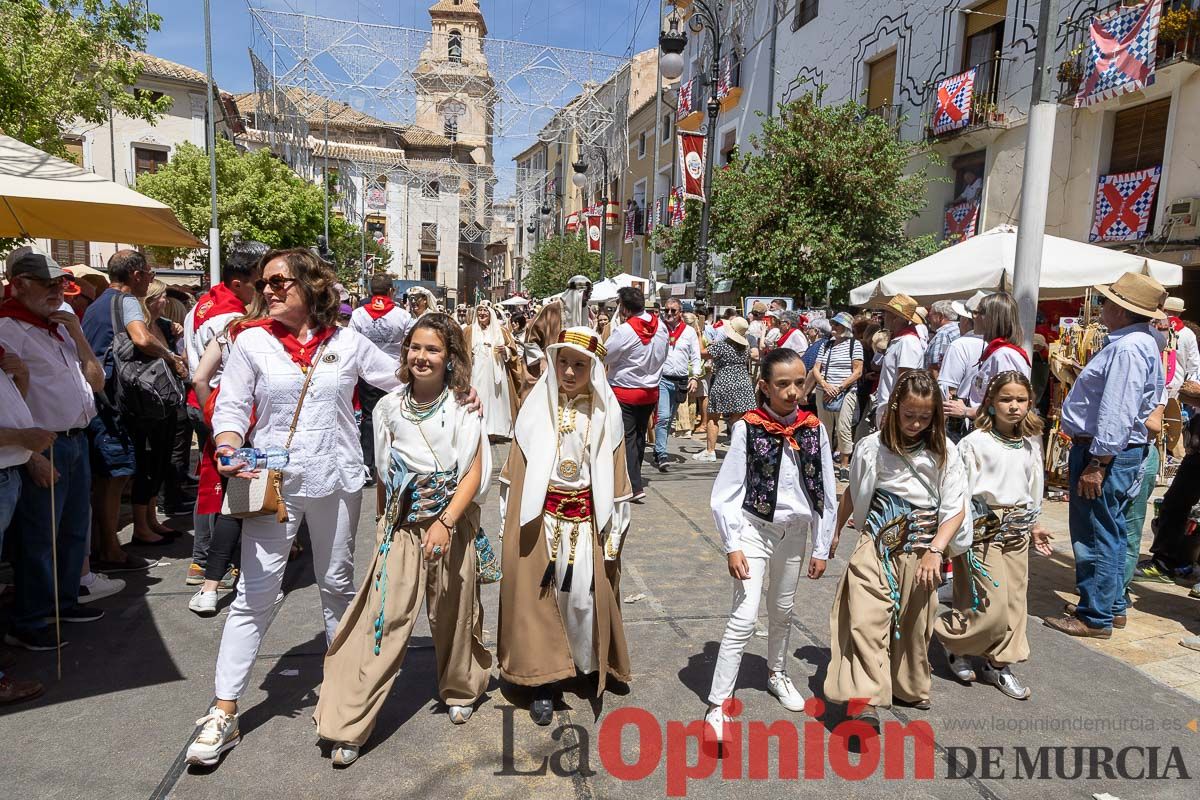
[432,544,444,556]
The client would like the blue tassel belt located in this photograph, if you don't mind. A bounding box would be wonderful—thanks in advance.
[865,490,938,640]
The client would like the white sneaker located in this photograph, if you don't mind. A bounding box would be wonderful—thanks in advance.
[186,707,240,766]
[767,672,806,712]
[691,450,717,463]
[703,705,728,744]
[189,590,219,617]
[78,572,125,604]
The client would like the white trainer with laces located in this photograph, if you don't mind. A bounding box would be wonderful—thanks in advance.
[189,590,219,617]
[78,572,125,604]
[691,450,717,463]
[767,672,806,712]
[703,705,729,744]
[186,707,240,766]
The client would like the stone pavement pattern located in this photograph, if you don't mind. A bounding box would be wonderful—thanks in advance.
[1,438,1199,800]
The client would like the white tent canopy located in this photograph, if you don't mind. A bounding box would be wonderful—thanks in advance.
[849,225,1183,305]
[590,272,650,304]
[0,133,203,249]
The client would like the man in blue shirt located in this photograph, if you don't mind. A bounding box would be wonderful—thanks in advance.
[1046,272,1167,638]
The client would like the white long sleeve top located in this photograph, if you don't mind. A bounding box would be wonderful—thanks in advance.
[965,347,1032,406]
[938,333,985,399]
[350,305,412,361]
[710,408,839,559]
[212,326,402,498]
[847,432,973,557]
[958,429,1043,512]
[661,323,702,378]
[604,312,670,390]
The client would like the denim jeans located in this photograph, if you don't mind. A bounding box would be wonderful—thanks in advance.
[653,377,685,462]
[0,466,22,556]
[1123,445,1160,593]
[10,430,91,633]
[1068,442,1147,629]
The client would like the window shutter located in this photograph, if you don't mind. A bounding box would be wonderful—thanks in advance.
[1109,98,1170,175]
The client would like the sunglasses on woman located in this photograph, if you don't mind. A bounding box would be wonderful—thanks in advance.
[255,276,297,293]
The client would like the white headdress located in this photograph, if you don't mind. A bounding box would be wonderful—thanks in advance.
[513,326,625,531]
[560,275,592,329]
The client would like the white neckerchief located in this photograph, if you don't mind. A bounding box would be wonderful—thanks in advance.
[514,343,624,531]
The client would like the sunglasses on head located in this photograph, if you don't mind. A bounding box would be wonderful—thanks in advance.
[255,276,297,293]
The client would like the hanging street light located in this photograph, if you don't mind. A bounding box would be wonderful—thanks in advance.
[659,10,687,81]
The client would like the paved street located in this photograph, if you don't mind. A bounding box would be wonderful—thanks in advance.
[2,436,1199,800]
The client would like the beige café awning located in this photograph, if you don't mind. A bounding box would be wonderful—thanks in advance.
[0,133,204,249]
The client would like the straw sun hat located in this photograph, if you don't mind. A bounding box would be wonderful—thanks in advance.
[1094,273,1167,320]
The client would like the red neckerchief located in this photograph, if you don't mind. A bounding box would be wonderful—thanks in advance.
[193,283,246,333]
[0,301,62,341]
[364,295,395,321]
[893,325,920,340]
[668,320,688,347]
[1170,316,1185,333]
[742,406,819,451]
[626,314,659,345]
[777,327,799,347]
[241,319,336,369]
[713,320,724,329]
[977,338,1031,366]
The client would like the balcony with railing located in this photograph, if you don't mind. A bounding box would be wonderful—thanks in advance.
[922,52,1010,142]
[1056,0,1199,103]
[677,54,743,129]
[863,104,904,138]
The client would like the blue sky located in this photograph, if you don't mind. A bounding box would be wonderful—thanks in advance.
[146,0,662,97]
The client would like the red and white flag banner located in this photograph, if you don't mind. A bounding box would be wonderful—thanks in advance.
[678,131,707,203]
[1089,165,1162,242]
[586,211,603,253]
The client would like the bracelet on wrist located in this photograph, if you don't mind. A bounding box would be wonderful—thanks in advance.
[438,512,455,530]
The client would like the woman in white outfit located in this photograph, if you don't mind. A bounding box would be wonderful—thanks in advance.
[465,301,518,440]
[185,248,407,766]
[945,292,1031,423]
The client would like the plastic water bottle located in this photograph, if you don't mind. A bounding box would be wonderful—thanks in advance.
[220,447,290,471]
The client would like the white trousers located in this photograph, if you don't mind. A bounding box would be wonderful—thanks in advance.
[708,520,809,705]
[214,489,362,701]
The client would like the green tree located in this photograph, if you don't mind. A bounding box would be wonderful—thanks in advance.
[648,199,701,275]
[0,1,172,159]
[708,92,941,302]
[328,215,392,288]
[523,232,614,298]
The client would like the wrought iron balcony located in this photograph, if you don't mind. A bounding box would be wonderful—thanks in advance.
[922,52,1010,142]
[1056,0,1198,104]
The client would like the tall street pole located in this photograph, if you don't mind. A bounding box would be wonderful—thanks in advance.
[203,0,220,286]
[1012,0,1060,354]
[692,0,722,313]
[599,151,609,282]
[650,0,666,279]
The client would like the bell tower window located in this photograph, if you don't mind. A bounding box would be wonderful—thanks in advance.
[448,30,462,63]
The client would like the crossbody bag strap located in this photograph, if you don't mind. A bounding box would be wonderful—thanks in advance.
[898,450,941,509]
[283,337,330,451]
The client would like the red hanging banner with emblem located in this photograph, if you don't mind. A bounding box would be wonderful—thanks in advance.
[586,211,603,253]
[678,131,707,203]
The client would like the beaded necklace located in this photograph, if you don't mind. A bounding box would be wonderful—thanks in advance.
[988,427,1025,450]
[401,385,449,426]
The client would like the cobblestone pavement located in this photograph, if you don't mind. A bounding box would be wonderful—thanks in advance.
[1,437,1198,800]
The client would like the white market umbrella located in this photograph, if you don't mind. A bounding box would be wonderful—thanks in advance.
[849,225,1182,305]
[498,296,529,307]
[0,134,204,249]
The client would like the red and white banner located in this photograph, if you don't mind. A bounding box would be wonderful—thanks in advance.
[565,211,579,233]
[1090,165,1162,242]
[677,81,693,121]
[944,201,980,242]
[932,68,976,135]
[678,131,707,203]
[623,203,636,244]
[1075,0,1162,108]
[669,187,686,226]
[586,211,602,253]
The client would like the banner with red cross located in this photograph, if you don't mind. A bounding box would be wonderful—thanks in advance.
[679,131,707,202]
[932,68,976,135]
[944,201,980,243]
[586,211,603,253]
[1075,0,1162,109]
[1089,165,1162,242]
[677,81,693,121]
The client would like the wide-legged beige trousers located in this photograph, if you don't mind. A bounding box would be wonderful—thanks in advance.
[934,535,1030,666]
[825,531,937,708]
[313,517,492,746]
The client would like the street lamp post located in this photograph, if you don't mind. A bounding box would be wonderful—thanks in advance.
[660,1,723,314]
[572,152,610,282]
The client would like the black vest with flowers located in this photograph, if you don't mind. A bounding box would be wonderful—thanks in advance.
[742,419,825,522]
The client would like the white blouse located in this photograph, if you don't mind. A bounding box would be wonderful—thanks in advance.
[372,388,490,507]
[958,429,1043,512]
[847,432,972,557]
[965,347,1032,406]
[212,326,402,498]
[711,409,838,559]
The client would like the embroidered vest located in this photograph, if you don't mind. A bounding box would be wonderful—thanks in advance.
[742,424,825,522]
